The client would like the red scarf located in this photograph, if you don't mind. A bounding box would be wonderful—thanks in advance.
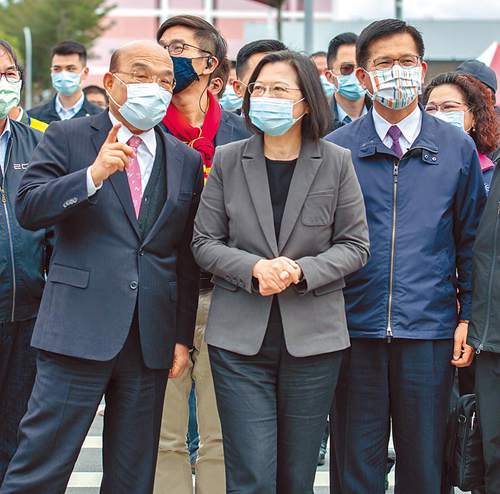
[163,90,222,182]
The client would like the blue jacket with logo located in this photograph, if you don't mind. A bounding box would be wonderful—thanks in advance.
[325,108,486,340]
[0,120,52,322]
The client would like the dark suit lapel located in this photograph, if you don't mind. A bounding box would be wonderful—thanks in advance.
[278,139,323,252]
[90,112,141,239]
[142,132,183,245]
[214,112,233,147]
[242,136,279,257]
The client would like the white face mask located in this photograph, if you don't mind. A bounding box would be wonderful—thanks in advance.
[0,79,21,119]
[108,75,172,131]
[433,110,465,130]
[367,65,423,110]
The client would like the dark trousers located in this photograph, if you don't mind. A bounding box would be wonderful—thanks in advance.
[0,319,37,484]
[209,304,344,494]
[0,321,168,494]
[331,338,454,494]
[475,351,500,494]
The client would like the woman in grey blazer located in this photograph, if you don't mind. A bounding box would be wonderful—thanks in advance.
[192,50,369,494]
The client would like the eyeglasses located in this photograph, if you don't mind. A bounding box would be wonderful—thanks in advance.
[333,63,356,76]
[161,41,211,58]
[425,101,470,113]
[0,70,21,83]
[114,71,176,92]
[248,82,302,98]
[372,55,421,70]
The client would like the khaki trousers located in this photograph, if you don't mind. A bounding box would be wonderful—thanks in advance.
[154,291,225,494]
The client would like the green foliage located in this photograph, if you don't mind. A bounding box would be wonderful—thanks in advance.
[0,0,114,94]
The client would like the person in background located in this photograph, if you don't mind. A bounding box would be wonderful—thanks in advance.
[192,49,369,494]
[154,15,250,494]
[0,40,201,494]
[424,72,499,194]
[457,59,500,165]
[325,32,371,131]
[28,40,101,125]
[0,39,51,485]
[219,60,242,112]
[83,85,108,110]
[310,50,328,75]
[326,19,486,494]
[233,39,287,102]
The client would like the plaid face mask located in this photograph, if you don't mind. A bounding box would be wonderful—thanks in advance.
[367,65,422,110]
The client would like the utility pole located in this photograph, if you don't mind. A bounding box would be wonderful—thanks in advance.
[395,0,403,19]
[304,0,313,54]
[23,27,32,110]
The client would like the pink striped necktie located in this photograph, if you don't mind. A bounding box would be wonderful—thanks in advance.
[126,135,143,218]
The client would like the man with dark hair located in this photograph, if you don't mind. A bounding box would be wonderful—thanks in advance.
[325,19,486,493]
[83,85,108,110]
[0,40,51,484]
[28,40,100,125]
[233,39,287,99]
[325,32,371,131]
[310,50,328,75]
[154,16,250,494]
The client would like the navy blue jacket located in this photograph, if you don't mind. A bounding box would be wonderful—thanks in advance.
[326,108,486,340]
[16,111,203,369]
[0,120,51,323]
[28,95,101,125]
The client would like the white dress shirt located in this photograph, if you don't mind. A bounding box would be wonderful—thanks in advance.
[337,103,368,125]
[372,105,422,155]
[55,93,85,121]
[87,111,157,197]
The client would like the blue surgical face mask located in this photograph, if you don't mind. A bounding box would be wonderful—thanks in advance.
[249,96,305,137]
[108,75,172,131]
[320,75,336,98]
[172,56,199,94]
[337,73,366,101]
[432,110,465,130]
[220,85,242,112]
[51,71,82,96]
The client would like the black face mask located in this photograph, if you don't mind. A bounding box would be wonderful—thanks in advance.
[172,56,200,94]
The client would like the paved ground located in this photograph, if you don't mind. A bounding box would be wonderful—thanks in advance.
[66,404,466,494]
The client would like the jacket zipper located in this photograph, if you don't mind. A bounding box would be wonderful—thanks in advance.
[1,142,16,322]
[386,159,400,342]
[476,200,500,354]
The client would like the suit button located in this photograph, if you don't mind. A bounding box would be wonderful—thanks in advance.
[129,281,138,290]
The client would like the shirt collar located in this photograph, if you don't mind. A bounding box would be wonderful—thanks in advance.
[55,92,85,115]
[337,102,368,124]
[108,111,156,157]
[0,118,11,140]
[372,104,422,145]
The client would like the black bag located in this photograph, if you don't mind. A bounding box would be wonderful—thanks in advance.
[445,394,485,491]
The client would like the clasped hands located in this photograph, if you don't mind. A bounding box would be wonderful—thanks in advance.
[252,258,302,297]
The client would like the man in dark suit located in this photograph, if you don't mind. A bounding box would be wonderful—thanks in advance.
[28,41,101,125]
[0,41,203,494]
[154,15,250,494]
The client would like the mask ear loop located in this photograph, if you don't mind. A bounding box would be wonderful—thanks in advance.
[105,74,126,110]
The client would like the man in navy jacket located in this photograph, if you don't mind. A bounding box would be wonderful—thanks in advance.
[0,41,202,494]
[326,20,486,494]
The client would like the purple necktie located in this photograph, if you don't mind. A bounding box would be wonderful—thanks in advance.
[126,136,143,218]
[387,125,403,159]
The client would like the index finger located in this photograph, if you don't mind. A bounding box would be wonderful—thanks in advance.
[105,123,121,144]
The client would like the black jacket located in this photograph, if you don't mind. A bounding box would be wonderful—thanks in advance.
[28,95,102,125]
[0,120,52,322]
[469,165,500,353]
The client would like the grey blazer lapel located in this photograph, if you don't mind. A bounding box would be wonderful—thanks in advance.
[278,139,323,252]
[242,136,279,257]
